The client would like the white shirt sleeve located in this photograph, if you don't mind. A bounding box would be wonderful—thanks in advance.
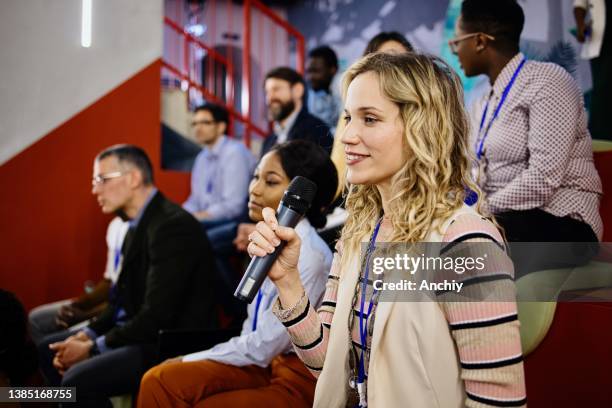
[182,220,332,367]
[182,281,290,367]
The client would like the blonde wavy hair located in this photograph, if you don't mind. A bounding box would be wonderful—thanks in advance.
[338,52,485,260]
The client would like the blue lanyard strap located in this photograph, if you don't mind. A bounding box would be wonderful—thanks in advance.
[252,289,264,331]
[113,248,121,271]
[475,58,526,159]
[357,218,383,386]
[206,138,228,193]
[113,225,127,271]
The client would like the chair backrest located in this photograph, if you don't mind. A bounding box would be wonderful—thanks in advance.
[593,139,612,241]
[516,260,612,355]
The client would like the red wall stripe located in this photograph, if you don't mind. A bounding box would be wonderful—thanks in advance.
[0,60,190,311]
[593,150,612,242]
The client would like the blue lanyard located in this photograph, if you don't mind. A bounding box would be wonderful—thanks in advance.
[113,228,124,272]
[252,289,264,331]
[357,218,383,389]
[206,138,227,193]
[113,248,121,271]
[206,171,215,194]
[475,58,526,160]
[464,187,478,206]
[111,226,129,323]
[111,224,128,280]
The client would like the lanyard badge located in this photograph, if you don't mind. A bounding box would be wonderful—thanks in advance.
[475,58,526,160]
[351,218,383,408]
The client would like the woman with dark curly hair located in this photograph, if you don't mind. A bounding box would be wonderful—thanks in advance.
[138,140,338,408]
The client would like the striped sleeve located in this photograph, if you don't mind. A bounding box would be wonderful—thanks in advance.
[272,250,341,377]
[439,214,527,407]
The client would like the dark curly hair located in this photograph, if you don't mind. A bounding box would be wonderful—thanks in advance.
[460,0,524,50]
[363,31,413,56]
[270,140,338,229]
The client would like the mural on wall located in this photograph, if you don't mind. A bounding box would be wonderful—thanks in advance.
[441,0,483,102]
[288,0,592,107]
[287,0,449,89]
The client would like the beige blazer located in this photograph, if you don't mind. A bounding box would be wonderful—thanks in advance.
[313,205,480,408]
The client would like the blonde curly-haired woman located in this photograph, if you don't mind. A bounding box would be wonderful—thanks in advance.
[248,52,526,408]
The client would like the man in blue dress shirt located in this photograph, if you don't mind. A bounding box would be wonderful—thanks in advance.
[183,103,255,227]
[184,104,255,321]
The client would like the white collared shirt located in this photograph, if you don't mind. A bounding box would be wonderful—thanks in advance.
[182,218,332,367]
[103,217,129,284]
[574,0,607,59]
[272,108,300,144]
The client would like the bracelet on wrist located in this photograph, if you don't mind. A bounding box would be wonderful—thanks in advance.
[273,290,308,321]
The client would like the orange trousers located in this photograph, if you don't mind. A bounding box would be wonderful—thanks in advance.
[137,354,316,408]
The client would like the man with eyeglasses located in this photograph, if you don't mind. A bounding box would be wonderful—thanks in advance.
[183,103,255,226]
[37,144,217,407]
[184,103,255,323]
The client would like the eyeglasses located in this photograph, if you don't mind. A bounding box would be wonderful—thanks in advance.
[92,171,125,187]
[448,32,495,53]
[191,119,216,127]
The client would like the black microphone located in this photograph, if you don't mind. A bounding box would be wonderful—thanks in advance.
[234,176,317,303]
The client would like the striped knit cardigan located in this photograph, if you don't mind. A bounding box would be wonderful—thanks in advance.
[273,204,526,407]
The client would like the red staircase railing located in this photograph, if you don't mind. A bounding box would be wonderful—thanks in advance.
[163,16,259,139]
[242,0,305,145]
[162,0,305,148]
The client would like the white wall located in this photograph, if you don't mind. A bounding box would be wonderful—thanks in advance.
[0,0,163,165]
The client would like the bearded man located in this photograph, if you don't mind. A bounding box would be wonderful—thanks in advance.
[260,66,332,157]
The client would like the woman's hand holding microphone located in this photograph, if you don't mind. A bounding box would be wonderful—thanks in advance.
[247,207,305,308]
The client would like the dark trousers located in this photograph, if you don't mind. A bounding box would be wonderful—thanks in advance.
[495,208,598,277]
[38,330,156,407]
[202,217,248,322]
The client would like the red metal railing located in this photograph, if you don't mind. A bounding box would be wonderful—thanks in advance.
[161,0,305,147]
[163,17,233,89]
[242,0,305,144]
[248,0,305,72]
[163,15,267,140]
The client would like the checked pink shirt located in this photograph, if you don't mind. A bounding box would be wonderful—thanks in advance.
[470,53,603,239]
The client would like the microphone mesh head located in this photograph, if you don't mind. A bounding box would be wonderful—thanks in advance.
[281,176,317,215]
